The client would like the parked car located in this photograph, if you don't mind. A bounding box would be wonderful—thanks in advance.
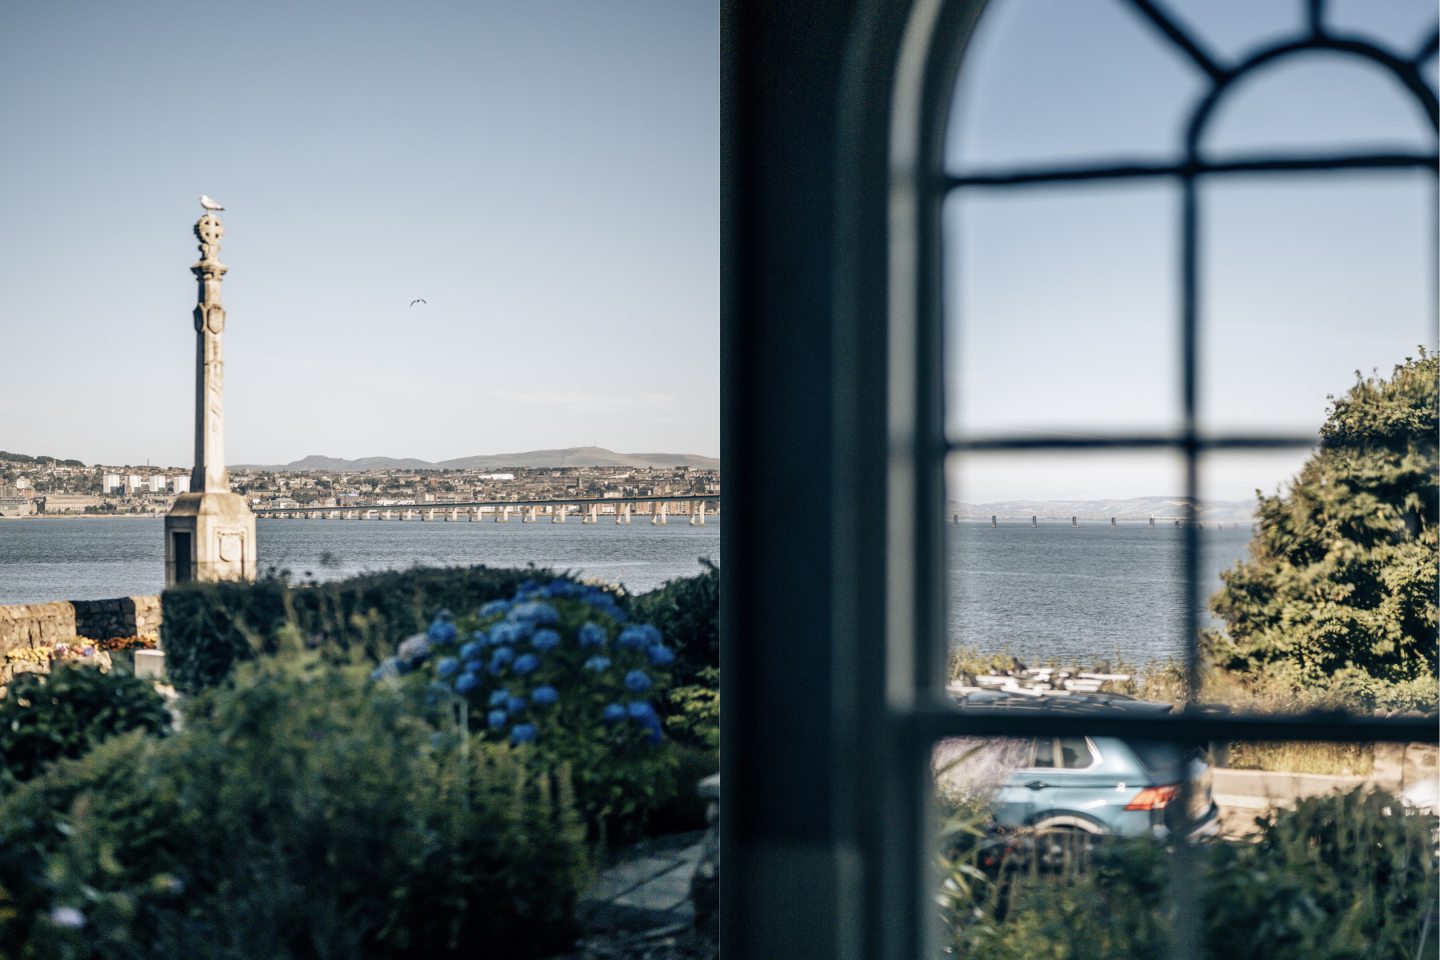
[941,689,1221,841]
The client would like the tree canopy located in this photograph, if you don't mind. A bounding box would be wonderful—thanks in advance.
[1207,352,1438,705]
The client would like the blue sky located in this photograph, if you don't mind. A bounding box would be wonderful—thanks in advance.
[0,1,1432,503]
[0,1,717,467]
[945,0,1437,500]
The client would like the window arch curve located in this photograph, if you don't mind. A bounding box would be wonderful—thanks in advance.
[878,2,1438,957]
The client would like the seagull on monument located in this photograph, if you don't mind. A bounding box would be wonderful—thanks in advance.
[199,194,225,212]
[409,299,427,307]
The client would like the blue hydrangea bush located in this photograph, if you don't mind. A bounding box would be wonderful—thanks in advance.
[376,577,681,841]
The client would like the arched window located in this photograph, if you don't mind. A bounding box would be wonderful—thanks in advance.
[880,1,1438,956]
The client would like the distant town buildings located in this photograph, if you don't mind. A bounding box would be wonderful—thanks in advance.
[0,458,719,518]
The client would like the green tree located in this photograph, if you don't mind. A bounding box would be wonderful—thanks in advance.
[1207,352,1438,705]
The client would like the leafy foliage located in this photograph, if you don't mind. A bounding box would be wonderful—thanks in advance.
[942,789,1437,959]
[383,578,681,843]
[1206,352,1439,704]
[0,666,169,790]
[631,557,719,686]
[0,655,588,959]
[162,564,543,693]
[664,668,720,752]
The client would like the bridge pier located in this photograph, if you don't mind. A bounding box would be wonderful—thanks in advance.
[690,502,706,526]
[616,503,631,525]
[1110,516,1116,527]
[990,515,996,528]
[1071,516,1078,527]
[584,504,598,524]
[1149,516,1155,527]
[1031,515,1037,527]
[553,505,567,523]
[496,505,510,523]
[652,502,668,525]
[524,505,537,523]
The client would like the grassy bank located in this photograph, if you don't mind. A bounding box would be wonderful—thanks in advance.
[947,647,1435,776]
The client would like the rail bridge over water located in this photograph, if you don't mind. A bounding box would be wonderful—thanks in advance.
[959,513,1251,529]
[256,494,719,525]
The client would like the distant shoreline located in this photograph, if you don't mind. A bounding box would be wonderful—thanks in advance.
[0,514,164,521]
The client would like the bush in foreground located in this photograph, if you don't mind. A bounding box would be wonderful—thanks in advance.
[161,564,544,693]
[0,666,170,792]
[0,655,588,960]
[379,577,680,843]
[942,788,1437,960]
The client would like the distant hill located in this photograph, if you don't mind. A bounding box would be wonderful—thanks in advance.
[946,496,1258,524]
[236,447,720,472]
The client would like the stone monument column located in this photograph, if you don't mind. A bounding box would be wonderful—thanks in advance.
[164,212,257,585]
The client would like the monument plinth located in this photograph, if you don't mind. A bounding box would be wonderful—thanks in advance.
[164,211,256,585]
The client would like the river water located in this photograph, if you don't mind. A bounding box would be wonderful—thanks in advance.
[0,517,1253,665]
[0,517,721,602]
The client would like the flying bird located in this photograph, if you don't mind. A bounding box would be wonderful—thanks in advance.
[409,299,427,307]
[199,194,225,212]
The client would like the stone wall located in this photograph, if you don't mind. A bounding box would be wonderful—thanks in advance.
[0,595,161,657]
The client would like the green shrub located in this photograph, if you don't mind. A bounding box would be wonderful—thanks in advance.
[631,558,718,686]
[386,577,679,844]
[162,565,544,693]
[943,788,1438,960]
[0,666,169,790]
[665,667,720,751]
[0,654,589,960]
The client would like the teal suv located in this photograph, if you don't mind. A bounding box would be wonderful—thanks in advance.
[949,689,1221,840]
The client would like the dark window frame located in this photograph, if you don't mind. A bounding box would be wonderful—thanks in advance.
[885,1,1439,957]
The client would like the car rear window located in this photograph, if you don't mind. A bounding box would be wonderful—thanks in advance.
[1130,741,1206,775]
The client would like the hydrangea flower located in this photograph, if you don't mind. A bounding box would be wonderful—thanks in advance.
[532,684,559,706]
[584,655,612,673]
[624,670,653,693]
[487,709,507,729]
[397,633,431,663]
[506,695,528,714]
[479,599,511,618]
[578,622,608,648]
[490,646,515,669]
[459,640,483,661]
[489,688,511,708]
[531,629,561,652]
[427,619,458,645]
[491,621,534,645]
[513,653,540,675]
[542,579,582,599]
[436,657,460,679]
[617,626,649,650]
[511,723,538,744]
[470,629,489,645]
[646,645,676,667]
[626,701,657,723]
[602,703,627,724]
[455,673,480,695]
[511,602,560,626]
[49,906,85,929]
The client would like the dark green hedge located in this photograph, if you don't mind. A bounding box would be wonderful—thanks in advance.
[161,565,545,693]
[0,656,588,959]
[0,666,170,790]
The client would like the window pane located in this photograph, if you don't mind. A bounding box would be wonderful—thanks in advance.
[947,451,1190,669]
[946,0,1201,171]
[1199,175,1435,437]
[944,184,1181,439]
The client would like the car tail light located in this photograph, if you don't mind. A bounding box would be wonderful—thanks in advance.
[1125,785,1179,810]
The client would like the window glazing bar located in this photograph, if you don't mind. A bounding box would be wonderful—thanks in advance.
[946,433,1318,452]
[906,706,1439,745]
[946,151,1438,190]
